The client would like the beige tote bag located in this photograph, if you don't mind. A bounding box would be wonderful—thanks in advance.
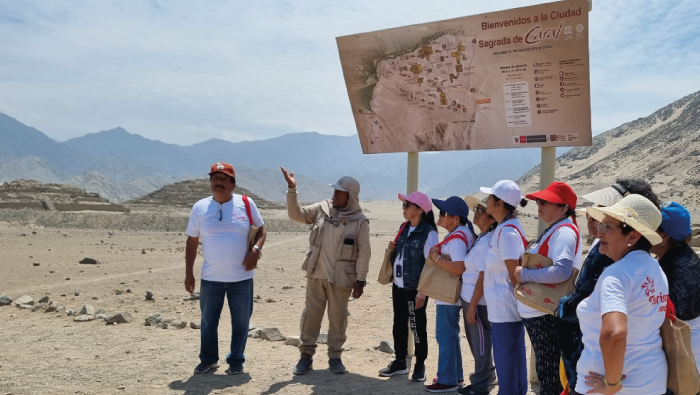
[515,253,579,315]
[378,222,409,285]
[661,299,700,395]
[417,253,462,303]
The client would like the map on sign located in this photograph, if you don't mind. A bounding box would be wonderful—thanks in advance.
[337,0,592,154]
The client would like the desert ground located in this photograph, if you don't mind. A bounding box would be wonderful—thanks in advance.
[1,201,556,395]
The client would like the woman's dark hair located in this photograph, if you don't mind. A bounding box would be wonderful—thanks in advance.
[422,210,438,232]
[621,225,653,252]
[555,203,577,220]
[210,174,236,184]
[459,216,477,239]
[616,179,661,208]
[493,195,528,214]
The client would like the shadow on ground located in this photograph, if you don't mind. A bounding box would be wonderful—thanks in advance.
[168,369,252,395]
[261,370,426,395]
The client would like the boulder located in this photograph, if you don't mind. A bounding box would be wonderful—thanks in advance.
[379,340,395,354]
[14,295,34,306]
[80,304,95,316]
[38,295,50,304]
[190,321,201,329]
[285,336,301,346]
[79,258,99,265]
[106,312,132,324]
[144,314,163,327]
[74,314,96,322]
[0,295,13,306]
[260,327,285,342]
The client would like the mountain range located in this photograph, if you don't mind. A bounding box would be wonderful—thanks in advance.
[0,112,551,202]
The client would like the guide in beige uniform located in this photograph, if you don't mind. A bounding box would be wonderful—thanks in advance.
[280,167,371,376]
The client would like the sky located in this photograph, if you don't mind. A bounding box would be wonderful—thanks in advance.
[0,0,698,146]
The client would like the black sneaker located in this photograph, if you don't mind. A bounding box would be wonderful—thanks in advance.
[225,366,244,375]
[193,361,220,374]
[329,358,346,374]
[293,357,313,375]
[456,386,489,395]
[378,360,409,377]
[411,363,426,382]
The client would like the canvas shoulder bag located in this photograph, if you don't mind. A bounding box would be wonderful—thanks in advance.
[417,231,468,304]
[377,221,409,285]
[661,298,700,395]
[242,195,259,253]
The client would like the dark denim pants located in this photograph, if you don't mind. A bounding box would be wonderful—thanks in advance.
[199,278,253,369]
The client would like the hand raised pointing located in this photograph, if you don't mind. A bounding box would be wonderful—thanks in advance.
[280,166,296,188]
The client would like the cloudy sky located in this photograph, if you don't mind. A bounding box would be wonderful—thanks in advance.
[0,0,698,145]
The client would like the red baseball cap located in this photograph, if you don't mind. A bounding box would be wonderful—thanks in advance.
[526,181,577,209]
[209,162,235,178]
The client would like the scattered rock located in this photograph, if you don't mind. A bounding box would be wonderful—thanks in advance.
[144,314,163,327]
[379,340,395,354]
[317,333,328,344]
[32,302,48,312]
[96,308,106,315]
[79,258,99,265]
[163,318,174,324]
[145,291,154,301]
[56,306,65,313]
[66,309,76,316]
[45,302,59,313]
[14,295,34,306]
[75,291,80,296]
[106,312,132,324]
[18,304,33,310]
[190,321,201,329]
[126,289,132,294]
[282,286,294,290]
[33,262,41,267]
[38,295,50,304]
[96,314,108,320]
[169,320,187,329]
[285,336,301,346]
[80,304,95,316]
[0,295,12,306]
[74,314,96,322]
[260,327,285,342]
[249,324,256,331]
[184,292,200,301]
[248,328,262,338]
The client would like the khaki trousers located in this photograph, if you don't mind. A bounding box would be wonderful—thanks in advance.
[299,278,352,359]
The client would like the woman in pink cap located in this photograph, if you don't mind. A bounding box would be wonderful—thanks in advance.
[378,191,438,383]
[514,181,583,395]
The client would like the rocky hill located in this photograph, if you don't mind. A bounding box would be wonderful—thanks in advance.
[125,179,283,209]
[517,90,700,210]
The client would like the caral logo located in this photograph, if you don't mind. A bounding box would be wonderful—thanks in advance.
[641,276,655,297]
[217,162,225,170]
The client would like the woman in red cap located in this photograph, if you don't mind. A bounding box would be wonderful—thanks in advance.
[514,181,583,395]
[379,191,438,383]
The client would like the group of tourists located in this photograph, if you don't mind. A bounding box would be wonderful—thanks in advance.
[184,162,700,395]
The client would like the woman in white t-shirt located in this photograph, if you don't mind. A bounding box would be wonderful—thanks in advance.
[424,196,475,393]
[513,182,583,395]
[576,194,668,395]
[480,180,529,395]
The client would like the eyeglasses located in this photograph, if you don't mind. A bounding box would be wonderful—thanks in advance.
[597,221,624,234]
[473,206,486,215]
[536,198,549,206]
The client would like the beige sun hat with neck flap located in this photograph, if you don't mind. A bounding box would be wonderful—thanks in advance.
[586,194,663,245]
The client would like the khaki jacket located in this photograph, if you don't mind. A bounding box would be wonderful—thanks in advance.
[287,187,371,287]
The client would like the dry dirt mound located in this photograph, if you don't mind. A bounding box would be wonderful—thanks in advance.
[126,179,283,209]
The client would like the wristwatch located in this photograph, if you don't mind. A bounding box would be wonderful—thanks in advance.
[356,280,367,288]
[253,245,263,257]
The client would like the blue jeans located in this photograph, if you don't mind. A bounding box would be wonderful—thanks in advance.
[199,278,253,369]
[435,304,464,386]
[492,322,528,395]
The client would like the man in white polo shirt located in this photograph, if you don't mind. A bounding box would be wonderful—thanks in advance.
[185,162,267,375]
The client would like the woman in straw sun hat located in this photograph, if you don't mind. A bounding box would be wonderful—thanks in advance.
[513,181,583,395]
[423,196,476,393]
[379,191,438,383]
[651,202,700,375]
[557,179,661,392]
[575,194,669,395]
[480,180,529,395]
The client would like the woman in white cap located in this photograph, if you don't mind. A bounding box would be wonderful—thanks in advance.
[576,194,668,395]
[556,179,661,393]
[480,180,529,395]
[379,191,438,383]
[513,181,583,395]
[651,202,700,375]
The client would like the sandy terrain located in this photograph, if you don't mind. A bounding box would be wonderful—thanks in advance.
[0,202,548,395]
